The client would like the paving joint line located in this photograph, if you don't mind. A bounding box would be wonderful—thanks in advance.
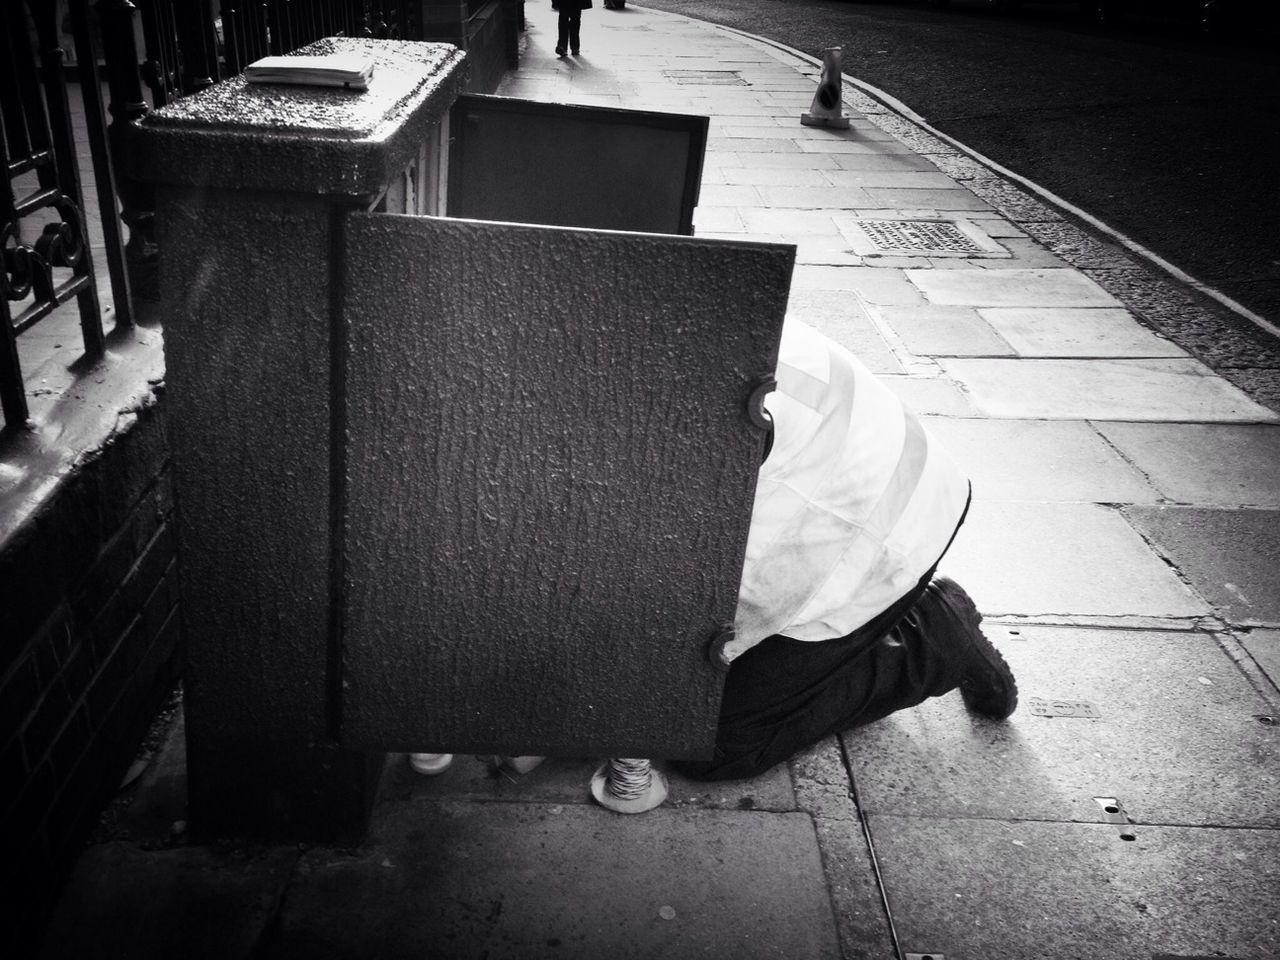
[981,614,1220,630]
[1214,629,1280,713]
[868,810,1280,831]
[837,733,905,960]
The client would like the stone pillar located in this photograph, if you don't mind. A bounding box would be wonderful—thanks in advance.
[134,38,468,841]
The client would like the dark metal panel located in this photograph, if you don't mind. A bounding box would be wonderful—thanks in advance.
[447,94,708,236]
[341,213,793,758]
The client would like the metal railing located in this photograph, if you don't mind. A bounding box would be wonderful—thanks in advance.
[2,0,108,428]
[2,0,422,433]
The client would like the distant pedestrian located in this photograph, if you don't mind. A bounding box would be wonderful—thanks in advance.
[552,0,591,57]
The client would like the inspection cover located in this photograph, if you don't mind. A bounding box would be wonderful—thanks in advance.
[1028,697,1102,718]
[663,70,746,85]
[841,218,1008,258]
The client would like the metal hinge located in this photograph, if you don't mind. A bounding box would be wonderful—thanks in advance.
[747,375,776,462]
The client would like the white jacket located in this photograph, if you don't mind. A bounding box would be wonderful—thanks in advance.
[728,319,970,661]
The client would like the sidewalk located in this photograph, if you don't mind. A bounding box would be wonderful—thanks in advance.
[37,4,1280,959]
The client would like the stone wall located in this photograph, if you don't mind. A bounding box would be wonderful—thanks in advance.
[463,0,519,93]
[0,395,180,954]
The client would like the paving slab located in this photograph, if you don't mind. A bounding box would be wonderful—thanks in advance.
[867,816,1280,960]
[963,216,1027,238]
[822,170,958,189]
[1095,423,1280,507]
[790,234,866,267]
[706,136,801,153]
[757,186,878,209]
[858,208,982,225]
[827,153,941,173]
[261,801,842,960]
[723,166,830,185]
[842,625,1280,826]
[797,138,915,155]
[938,500,1209,618]
[691,205,745,233]
[710,115,790,128]
[1123,506,1280,623]
[921,418,1161,503]
[741,208,843,235]
[786,289,904,374]
[726,125,865,140]
[38,842,298,960]
[860,187,995,212]
[705,151,843,169]
[878,305,1015,357]
[909,267,1120,307]
[791,265,925,305]
[940,358,1279,421]
[977,307,1187,358]
[1240,628,1280,692]
[697,183,763,207]
[882,376,979,417]
[976,237,1068,268]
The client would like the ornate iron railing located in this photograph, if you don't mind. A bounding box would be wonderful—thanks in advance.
[2,0,108,429]
[2,0,419,432]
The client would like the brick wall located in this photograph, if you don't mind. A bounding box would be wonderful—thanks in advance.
[0,397,181,954]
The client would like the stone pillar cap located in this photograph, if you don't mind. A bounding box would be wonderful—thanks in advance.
[136,37,468,197]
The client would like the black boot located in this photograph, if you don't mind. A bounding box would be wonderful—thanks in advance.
[928,577,1018,720]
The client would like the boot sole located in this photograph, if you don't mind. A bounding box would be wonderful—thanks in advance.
[934,578,1018,720]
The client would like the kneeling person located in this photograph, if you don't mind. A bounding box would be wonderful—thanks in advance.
[673,320,1017,782]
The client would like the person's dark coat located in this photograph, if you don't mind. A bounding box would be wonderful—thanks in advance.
[552,0,592,10]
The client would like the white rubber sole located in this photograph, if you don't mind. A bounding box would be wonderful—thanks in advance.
[409,752,454,775]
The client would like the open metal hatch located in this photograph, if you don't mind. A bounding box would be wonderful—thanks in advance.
[339,97,793,759]
[447,93,708,236]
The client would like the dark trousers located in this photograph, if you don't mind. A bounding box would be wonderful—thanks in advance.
[557,10,581,50]
[671,568,968,781]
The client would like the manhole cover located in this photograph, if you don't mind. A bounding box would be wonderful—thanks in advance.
[840,218,1008,258]
[860,220,982,253]
[662,70,746,85]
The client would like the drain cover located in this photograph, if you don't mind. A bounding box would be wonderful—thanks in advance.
[860,219,982,253]
[663,70,746,85]
[841,218,1007,258]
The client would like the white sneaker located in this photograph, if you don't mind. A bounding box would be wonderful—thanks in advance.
[409,752,454,775]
